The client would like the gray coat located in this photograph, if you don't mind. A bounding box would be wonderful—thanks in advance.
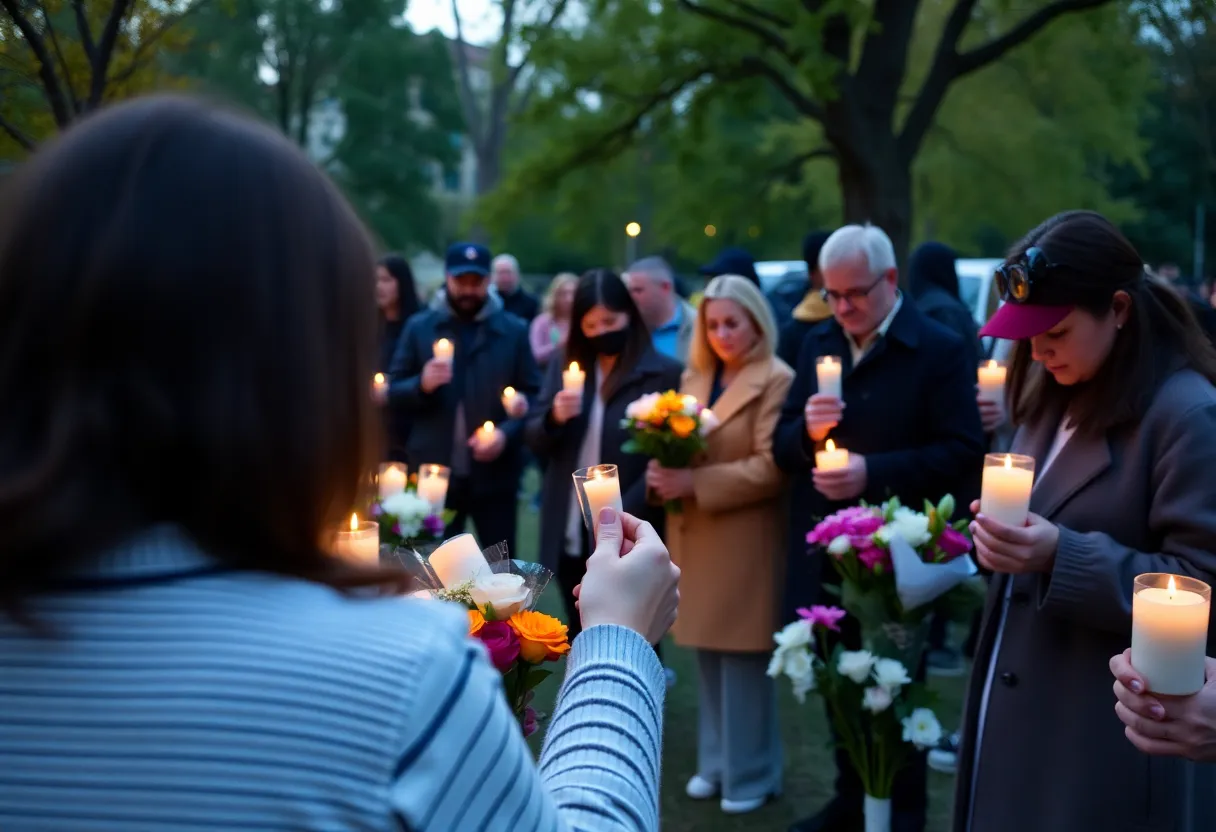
[954,369,1216,832]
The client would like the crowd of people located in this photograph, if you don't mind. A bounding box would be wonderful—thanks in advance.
[5,94,1216,832]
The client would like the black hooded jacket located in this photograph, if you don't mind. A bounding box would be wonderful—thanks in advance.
[908,242,982,367]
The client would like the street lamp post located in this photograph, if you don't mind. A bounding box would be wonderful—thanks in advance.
[625,221,641,265]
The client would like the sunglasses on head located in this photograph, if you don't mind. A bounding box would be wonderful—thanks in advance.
[994,247,1066,304]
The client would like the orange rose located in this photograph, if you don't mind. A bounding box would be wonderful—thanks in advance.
[658,391,685,414]
[508,610,571,663]
[467,608,486,636]
[669,413,696,438]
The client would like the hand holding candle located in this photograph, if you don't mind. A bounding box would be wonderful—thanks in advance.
[815,438,849,471]
[372,372,388,404]
[574,464,623,536]
[979,453,1034,528]
[469,420,504,462]
[563,361,586,396]
[502,386,527,419]
[432,338,454,366]
[1131,574,1212,695]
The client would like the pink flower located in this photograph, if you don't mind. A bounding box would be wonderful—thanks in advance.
[475,621,520,672]
[797,605,847,632]
[522,705,539,737]
[807,506,884,547]
[858,546,892,572]
[938,527,972,561]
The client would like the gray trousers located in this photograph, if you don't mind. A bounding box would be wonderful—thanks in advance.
[695,649,783,801]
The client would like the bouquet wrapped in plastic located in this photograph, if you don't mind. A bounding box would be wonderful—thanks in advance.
[620,390,719,513]
[396,534,566,737]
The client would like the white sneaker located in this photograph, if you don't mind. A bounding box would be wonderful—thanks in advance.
[685,775,718,800]
[720,795,768,814]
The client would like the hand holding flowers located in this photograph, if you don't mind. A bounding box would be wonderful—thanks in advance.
[621,391,717,513]
[645,459,695,501]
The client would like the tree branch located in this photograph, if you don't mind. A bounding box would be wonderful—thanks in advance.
[450,0,485,151]
[71,0,97,64]
[89,0,134,108]
[677,0,790,56]
[0,111,36,150]
[508,0,569,86]
[735,55,824,121]
[767,146,836,182]
[38,0,80,115]
[722,0,791,29]
[0,0,73,127]
[104,1,211,88]
[955,0,1116,76]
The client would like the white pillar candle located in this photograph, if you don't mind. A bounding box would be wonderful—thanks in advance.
[979,453,1035,528]
[378,463,407,500]
[815,438,849,471]
[977,359,1007,415]
[573,464,623,535]
[334,513,379,565]
[428,532,490,588]
[372,372,388,398]
[432,338,454,366]
[1132,573,1212,695]
[816,356,843,399]
[563,361,586,396]
[475,420,498,451]
[417,464,450,512]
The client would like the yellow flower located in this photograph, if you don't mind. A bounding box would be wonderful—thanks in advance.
[658,391,686,415]
[467,608,486,636]
[508,610,571,663]
[669,413,696,438]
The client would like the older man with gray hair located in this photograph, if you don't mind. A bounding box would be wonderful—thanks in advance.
[774,223,985,832]
[492,253,540,323]
[625,255,697,364]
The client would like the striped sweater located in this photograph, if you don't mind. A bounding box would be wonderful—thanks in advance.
[0,528,665,831]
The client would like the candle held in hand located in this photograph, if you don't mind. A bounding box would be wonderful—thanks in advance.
[979,453,1035,528]
[815,438,849,471]
[977,360,1007,415]
[816,356,843,399]
[334,513,379,564]
[502,386,523,417]
[432,338,454,366]
[573,464,623,535]
[563,361,586,396]
[378,463,407,500]
[476,420,498,451]
[1132,573,1212,695]
[372,372,388,398]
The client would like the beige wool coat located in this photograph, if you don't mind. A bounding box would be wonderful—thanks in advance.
[667,355,793,653]
[953,368,1216,832]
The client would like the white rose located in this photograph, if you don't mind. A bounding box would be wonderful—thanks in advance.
[625,393,657,420]
[873,525,892,546]
[872,658,912,694]
[888,506,932,548]
[766,651,785,679]
[901,707,944,750]
[782,649,817,703]
[699,408,720,436]
[837,649,875,684]
[773,619,812,651]
[862,685,893,714]
[470,573,531,617]
[382,491,429,520]
[827,534,853,556]
[682,395,699,415]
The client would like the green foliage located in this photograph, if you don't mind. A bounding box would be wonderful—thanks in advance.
[173,0,462,253]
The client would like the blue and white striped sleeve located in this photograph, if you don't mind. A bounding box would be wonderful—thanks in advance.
[389,618,665,832]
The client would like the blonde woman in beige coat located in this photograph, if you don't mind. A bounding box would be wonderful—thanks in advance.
[646,275,793,816]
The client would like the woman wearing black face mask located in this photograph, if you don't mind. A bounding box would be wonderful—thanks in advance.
[527,268,683,635]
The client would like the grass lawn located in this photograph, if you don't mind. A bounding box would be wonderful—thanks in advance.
[499,486,967,832]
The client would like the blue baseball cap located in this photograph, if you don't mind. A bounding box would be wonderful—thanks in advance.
[444,242,491,277]
[699,246,759,285]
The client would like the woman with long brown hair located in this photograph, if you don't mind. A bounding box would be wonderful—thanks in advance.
[0,96,678,831]
[954,210,1216,832]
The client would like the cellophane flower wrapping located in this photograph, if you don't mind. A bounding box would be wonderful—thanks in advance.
[402,536,567,739]
[620,390,718,513]
[768,607,943,800]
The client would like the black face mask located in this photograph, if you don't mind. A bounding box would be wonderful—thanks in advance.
[588,328,628,356]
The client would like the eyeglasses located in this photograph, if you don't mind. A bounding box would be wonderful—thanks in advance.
[994,247,1066,304]
[820,273,888,305]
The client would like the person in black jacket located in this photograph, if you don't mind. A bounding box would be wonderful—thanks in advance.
[376,254,420,462]
[526,268,682,636]
[387,242,541,554]
[493,253,540,323]
[908,241,982,369]
[773,224,986,832]
[776,230,833,366]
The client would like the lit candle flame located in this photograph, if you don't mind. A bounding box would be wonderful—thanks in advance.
[1003,454,1012,470]
[1169,575,1178,596]
[503,386,515,397]
[482,421,494,433]
[349,512,358,531]
[569,361,580,372]
[429,464,440,475]
[436,338,451,349]
[374,372,385,384]
[987,359,998,369]
[826,439,836,452]
[824,356,836,366]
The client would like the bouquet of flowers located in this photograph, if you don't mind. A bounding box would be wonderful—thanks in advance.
[372,489,454,551]
[807,494,981,668]
[769,605,943,831]
[402,534,566,738]
[620,390,719,513]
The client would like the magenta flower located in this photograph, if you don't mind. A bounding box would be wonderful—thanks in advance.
[392,521,404,537]
[938,527,972,560]
[475,621,520,672]
[797,605,847,632]
[858,546,892,572]
[807,506,884,547]
[422,513,446,536]
[522,705,539,737]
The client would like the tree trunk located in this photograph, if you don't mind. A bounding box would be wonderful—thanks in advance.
[835,142,913,275]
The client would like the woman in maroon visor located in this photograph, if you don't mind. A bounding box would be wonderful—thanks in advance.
[952,210,1216,832]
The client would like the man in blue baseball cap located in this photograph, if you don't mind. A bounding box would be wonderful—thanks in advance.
[386,242,541,553]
